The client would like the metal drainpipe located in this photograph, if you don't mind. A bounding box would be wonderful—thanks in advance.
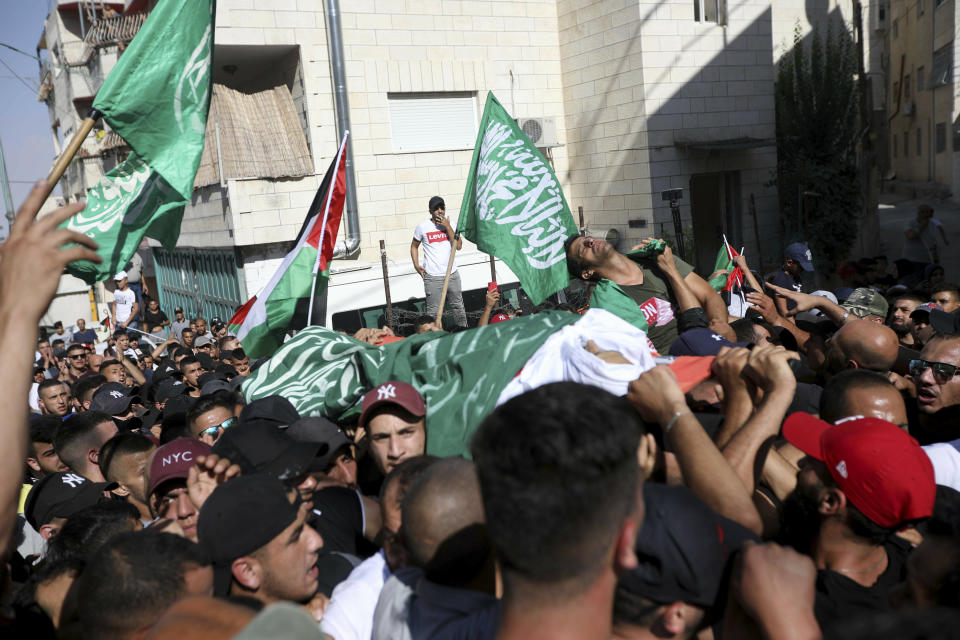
[324,0,361,258]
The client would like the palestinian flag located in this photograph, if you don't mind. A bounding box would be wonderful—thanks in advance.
[227,134,349,358]
[708,236,743,292]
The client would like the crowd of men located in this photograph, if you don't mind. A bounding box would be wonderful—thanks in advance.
[3,185,960,640]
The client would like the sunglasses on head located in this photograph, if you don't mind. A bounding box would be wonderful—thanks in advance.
[200,416,237,440]
[909,359,960,382]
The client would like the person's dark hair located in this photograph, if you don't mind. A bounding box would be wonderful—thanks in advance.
[66,343,86,356]
[185,394,234,429]
[172,347,193,360]
[72,375,106,406]
[112,329,128,340]
[178,355,200,372]
[564,233,596,280]
[53,411,115,472]
[52,339,64,348]
[30,415,62,445]
[98,432,155,482]
[730,318,757,343]
[818,370,898,424]
[99,359,122,374]
[12,554,85,633]
[37,379,67,396]
[931,282,960,298]
[76,530,210,639]
[471,382,641,593]
[43,501,140,565]
[217,335,236,350]
[817,469,895,544]
[895,291,927,307]
[613,588,662,629]
[159,416,191,444]
[181,328,195,337]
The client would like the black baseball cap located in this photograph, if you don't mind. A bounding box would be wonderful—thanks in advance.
[198,474,302,597]
[212,420,321,482]
[200,380,234,397]
[162,393,196,421]
[287,417,351,471]
[239,396,300,428]
[618,484,757,616]
[155,378,188,404]
[24,472,108,530]
[429,196,445,212]
[89,382,141,415]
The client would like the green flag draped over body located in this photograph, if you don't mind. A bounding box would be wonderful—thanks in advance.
[459,92,578,305]
[64,0,214,283]
[241,311,579,457]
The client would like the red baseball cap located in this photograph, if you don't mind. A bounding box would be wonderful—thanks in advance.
[358,381,426,429]
[782,413,935,528]
[489,313,510,324]
[148,438,212,498]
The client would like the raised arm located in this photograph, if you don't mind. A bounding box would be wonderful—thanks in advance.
[627,366,763,535]
[0,180,100,551]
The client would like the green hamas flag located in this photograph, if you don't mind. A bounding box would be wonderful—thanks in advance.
[241,311,579,458]
[64,0,214,283]
[459,92,578,305]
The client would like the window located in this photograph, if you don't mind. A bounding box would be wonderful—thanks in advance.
[879,3,886,22]
[694,0,726,23]
[918,0,924,17]
[893,19,899,39]
[918,66,925,91]
[894,132,898,158]
[917,127,923,155]
[387,92,479,153]
[931,45,953,88]
[936,0,946,8]
[937,122,947,152]
[904,131,909,155]
[904,73,911,98]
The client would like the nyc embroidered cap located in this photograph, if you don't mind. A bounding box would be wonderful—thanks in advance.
[782,413,935,528]
[147,438,212,498]
[358,381,426,429]
[24,472,108,530]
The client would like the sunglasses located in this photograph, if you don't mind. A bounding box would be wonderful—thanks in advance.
[200,416,237,440]
[909,359,960,383]
[68,353,86,359]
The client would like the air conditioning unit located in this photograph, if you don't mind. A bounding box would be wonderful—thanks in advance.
[517,117,559,147]
[903,102,916,116]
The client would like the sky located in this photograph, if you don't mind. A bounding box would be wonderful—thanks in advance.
[0,1,62,211]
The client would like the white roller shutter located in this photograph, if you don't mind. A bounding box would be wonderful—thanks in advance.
[388,92,478,153]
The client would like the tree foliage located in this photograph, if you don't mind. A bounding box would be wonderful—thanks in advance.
[775,22,861,270]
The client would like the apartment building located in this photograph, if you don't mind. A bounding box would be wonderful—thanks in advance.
[38,0,877,327]
[887,0,956,194]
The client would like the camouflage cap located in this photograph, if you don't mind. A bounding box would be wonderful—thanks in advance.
[842,287,889,319]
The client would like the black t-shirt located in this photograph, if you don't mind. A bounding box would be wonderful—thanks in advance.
[308,486,366,556]
[143,308,168,333]
[813,538,910,636]
[768,270,804,310]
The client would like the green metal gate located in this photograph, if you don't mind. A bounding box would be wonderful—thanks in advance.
[153,247,246,324]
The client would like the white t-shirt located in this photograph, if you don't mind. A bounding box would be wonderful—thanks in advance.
[114,288,136,324]
[413,220,457,276]
[320,550,389,640]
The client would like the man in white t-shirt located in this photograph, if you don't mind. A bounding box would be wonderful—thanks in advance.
[410,196,467,328]
[904,204,950,265]
[112,271,139,331]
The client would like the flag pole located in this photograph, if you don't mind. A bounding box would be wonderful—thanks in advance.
[307,131,349,326]
[434,233,460,326]
[43,108,102,202]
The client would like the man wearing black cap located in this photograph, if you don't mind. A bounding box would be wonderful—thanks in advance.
[613,484,758,639]
[288,417,359,489]
[411,195,466,328]
[198,474,323,606]
[24,471,107,540]
[170,306,190,342]
[89,381,143,432]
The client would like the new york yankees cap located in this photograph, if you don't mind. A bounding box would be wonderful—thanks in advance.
[358,381,426,429]
[89,382,141,416]
[148,438,213,499]
[24,472,109,530]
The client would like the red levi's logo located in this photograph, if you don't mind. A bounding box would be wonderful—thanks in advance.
[425,231,448,243]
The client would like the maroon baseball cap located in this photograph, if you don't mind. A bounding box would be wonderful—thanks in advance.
[358,381,426,429]
[148,437,212,498]
[782,413,935,528]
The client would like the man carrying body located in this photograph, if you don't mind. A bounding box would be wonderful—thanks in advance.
[198,474,323,607]
[411,196,466,328]
[564,234,730,352]
[111,271,139,332]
